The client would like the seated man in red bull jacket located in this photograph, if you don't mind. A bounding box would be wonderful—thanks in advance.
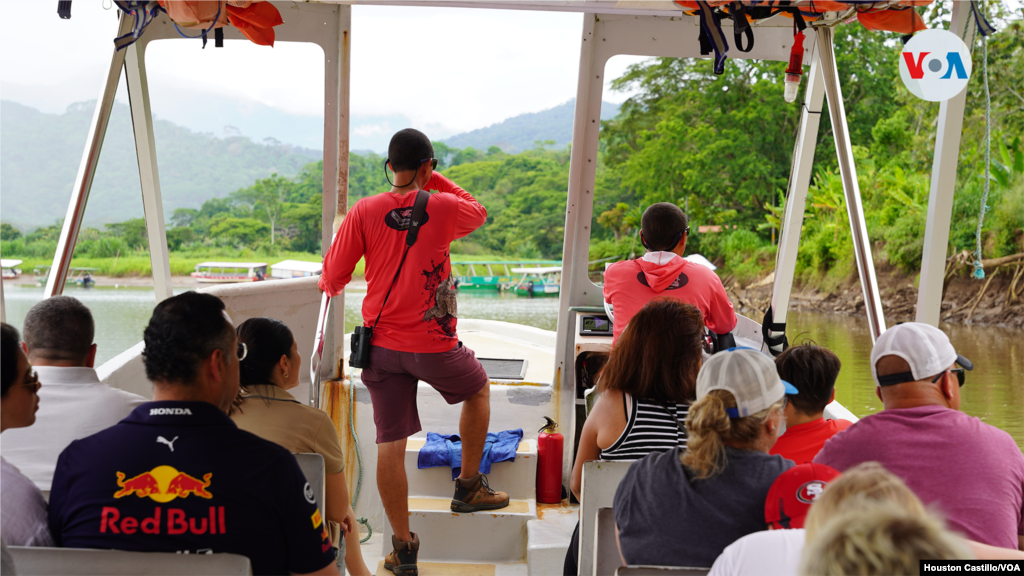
[603,203,737,346]
[48,292,339,576]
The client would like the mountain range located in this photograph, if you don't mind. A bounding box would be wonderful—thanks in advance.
[0,97,620,230]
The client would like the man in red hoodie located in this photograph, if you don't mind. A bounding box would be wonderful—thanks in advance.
[319,129,508,576]
[602,203,737,345]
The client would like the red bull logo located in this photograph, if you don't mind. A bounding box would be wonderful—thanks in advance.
[113,466,212,502]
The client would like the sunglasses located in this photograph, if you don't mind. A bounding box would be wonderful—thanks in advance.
[931,368,966,387]
[19,369,41,394]
[420,158,438,170]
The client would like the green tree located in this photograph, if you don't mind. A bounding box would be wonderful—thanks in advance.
[209,217,270,246]
[232,174,292,245]
[1,223,21,241]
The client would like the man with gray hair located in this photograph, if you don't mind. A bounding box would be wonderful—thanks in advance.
[1,296,145,491]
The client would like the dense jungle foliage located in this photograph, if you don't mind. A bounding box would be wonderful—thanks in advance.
[3,3,1021,283]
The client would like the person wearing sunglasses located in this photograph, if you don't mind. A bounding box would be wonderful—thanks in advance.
[1,322,55,548]
[815,322,1024,553]
[48,293,340,576]
[319,128,498,575]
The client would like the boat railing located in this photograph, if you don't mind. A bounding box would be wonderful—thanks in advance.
[97,277,323,402]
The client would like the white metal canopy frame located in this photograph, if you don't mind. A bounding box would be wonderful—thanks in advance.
[27,0,972,494]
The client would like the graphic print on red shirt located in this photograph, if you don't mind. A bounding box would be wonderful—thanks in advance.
[602,252,737,344]
[319,173,487,354]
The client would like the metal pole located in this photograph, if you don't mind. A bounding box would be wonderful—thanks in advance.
[916,1,976,326]
[124,41,174,303]
[815,25,886,341]
[45,14,132,297]
[767,43,825,355]
[311,5,351,408]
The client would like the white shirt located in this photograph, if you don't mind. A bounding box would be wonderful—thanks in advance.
[0,457,54,547]
[709,528,805,576]
[0,366,146,491]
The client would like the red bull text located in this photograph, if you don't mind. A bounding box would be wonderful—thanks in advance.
[100,507,226,535]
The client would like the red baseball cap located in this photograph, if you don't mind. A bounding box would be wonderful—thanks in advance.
[765,463,841,529]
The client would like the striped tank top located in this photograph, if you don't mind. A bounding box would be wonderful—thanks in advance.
[599,394,689,461]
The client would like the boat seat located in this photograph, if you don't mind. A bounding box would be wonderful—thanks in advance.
[5,546,251,575]
[616,566,710,576]
[594,507,623,575]
[293,453,326,513]
[579,460,632,576]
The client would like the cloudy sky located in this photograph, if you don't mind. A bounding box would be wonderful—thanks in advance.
[0,1,646,144]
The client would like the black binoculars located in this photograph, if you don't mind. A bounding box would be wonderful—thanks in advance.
[350,325,373,369]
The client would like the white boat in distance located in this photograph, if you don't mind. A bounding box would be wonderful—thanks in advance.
[1,259,23,280]
[271,260,323,280]
[190,262,268,283]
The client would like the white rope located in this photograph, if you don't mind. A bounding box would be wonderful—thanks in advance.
[972,2,992,280]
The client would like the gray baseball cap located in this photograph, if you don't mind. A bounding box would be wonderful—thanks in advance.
[696,347,799,418]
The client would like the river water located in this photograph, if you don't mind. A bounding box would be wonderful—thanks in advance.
[4,284,1021,449]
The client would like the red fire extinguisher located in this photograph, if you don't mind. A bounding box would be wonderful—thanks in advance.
[537,416,564,504]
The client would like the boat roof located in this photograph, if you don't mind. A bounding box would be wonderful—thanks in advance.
[511,267,562,274]
[1,259,22,268]
[195,262,268,268]
[272,260,323,273]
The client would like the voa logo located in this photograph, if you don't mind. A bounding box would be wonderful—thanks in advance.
[899,29,972,102]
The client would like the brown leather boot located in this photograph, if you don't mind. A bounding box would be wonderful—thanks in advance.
[451,473,510,512]
[384,532,419,576]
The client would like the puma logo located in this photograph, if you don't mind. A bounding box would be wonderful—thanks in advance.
[157,436,179,452]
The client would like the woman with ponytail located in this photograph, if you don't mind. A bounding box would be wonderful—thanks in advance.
[613,348,798,568]
[230,317,371,576]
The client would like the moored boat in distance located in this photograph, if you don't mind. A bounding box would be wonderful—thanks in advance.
[270,260,323,279]
[511,266,561,297]
[190,262,268,283]
[451,260,561,292]
[34,266,96,288]
[1,259,22,280]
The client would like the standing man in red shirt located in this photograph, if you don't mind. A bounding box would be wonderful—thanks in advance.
[319,129,507,576]
[603,203,737,345]
[769,343,851,464]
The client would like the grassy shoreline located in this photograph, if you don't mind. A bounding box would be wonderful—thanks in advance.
[5,253,563,279]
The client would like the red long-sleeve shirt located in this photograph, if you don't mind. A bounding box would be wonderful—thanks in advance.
[319,173,487,353]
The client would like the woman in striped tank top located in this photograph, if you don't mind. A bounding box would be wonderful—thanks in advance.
[564,299,705,575]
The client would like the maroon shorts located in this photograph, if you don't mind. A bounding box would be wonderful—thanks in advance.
[360,342,488,443]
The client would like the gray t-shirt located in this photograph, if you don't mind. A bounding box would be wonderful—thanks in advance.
[1,457,54,548]
[614,446,794,567]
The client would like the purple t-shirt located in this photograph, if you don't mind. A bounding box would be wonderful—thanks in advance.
[814,405,1024,549]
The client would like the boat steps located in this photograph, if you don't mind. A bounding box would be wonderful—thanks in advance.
[383,496,535,562]
[404,438,538,501]
[369,438,576,573]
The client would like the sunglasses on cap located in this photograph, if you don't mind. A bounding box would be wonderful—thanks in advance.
[931,368,966,387]
[878,365,968,388]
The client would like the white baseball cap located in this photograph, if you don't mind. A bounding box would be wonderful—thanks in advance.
[696,347,799,418]
[870,322,974,386]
